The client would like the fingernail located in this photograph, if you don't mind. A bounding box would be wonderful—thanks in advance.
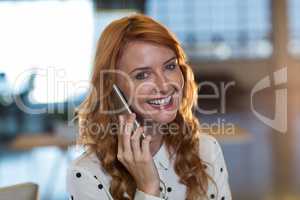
[140,127,145,133]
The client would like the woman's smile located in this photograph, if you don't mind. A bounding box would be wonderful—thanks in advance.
[145,90,177,111]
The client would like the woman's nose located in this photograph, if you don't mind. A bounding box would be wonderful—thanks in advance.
[154,74,170,94]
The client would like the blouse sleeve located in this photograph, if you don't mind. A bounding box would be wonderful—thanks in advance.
[67,165,164,200]
[66,165,114,200]
[209,137,232,200]
[134,189,164,200]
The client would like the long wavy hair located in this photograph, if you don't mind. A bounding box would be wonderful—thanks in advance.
[76,14,211,200]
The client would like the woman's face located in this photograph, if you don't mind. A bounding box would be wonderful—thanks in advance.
[116,41,184,125]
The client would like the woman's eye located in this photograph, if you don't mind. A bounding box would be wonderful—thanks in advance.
[165,63,177,70]
[135,72,149,80]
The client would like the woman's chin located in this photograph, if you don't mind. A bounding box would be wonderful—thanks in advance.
[144,112,177,124]
[156,115,177,124]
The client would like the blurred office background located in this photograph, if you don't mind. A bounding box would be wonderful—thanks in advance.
[0,0,299,199]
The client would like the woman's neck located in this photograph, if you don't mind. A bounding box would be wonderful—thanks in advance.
[143,122,164,156]
[150,133,164,156]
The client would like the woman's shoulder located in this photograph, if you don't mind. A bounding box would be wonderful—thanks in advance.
[197,133,224,164]
[69,151,101,170]
[66,151,115,200]
[197,133,232,199]
[67,150,112,185]
[66,152,111,195]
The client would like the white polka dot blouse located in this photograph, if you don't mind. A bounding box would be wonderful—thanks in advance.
[66,134,232,200]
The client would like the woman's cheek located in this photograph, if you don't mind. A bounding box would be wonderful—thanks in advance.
[133,91,151,113]
[171,72,184,91]
[177,68,185,88]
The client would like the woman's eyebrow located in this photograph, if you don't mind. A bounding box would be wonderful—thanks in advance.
[129,66,151,74]
[129,56,177,74]
[163,56,176,65]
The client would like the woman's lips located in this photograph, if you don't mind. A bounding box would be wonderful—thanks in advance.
[146,90,175,101]
[146,93,176,111]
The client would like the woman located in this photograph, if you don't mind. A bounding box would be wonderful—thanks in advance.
[66,14,231,200]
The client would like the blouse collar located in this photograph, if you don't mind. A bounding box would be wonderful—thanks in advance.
[153,143,170,170]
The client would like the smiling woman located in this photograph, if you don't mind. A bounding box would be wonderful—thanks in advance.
[115,41,184,124]
[66,14,231,200]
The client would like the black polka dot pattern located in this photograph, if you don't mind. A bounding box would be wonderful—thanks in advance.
[66,136,232,199]
[76,172,81,178]
[98,184,103,190]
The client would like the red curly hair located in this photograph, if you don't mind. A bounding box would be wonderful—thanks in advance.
[76,14,212,200]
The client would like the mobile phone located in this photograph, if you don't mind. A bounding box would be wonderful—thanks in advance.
[112,84,146,139]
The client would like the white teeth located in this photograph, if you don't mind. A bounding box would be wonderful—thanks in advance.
[148,96,171,106]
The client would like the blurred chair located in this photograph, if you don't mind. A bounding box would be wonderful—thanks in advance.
[0,182,39,200]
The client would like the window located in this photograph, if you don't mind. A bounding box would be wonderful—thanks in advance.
[288,0,300,57]
[0,0,94,103]
[146,0,272,60]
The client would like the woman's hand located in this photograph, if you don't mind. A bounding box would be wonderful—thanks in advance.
[117,113,161,197]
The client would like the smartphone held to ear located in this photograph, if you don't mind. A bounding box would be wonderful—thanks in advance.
[112,84,146,139]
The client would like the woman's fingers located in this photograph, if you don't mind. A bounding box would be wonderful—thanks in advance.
[131,126,144,160]
[122,113,135,161]
[142,135,152,157]
[118,113,152,164]
[117,114,160,193]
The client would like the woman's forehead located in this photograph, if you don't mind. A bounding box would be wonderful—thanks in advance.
[117,41,176,72]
